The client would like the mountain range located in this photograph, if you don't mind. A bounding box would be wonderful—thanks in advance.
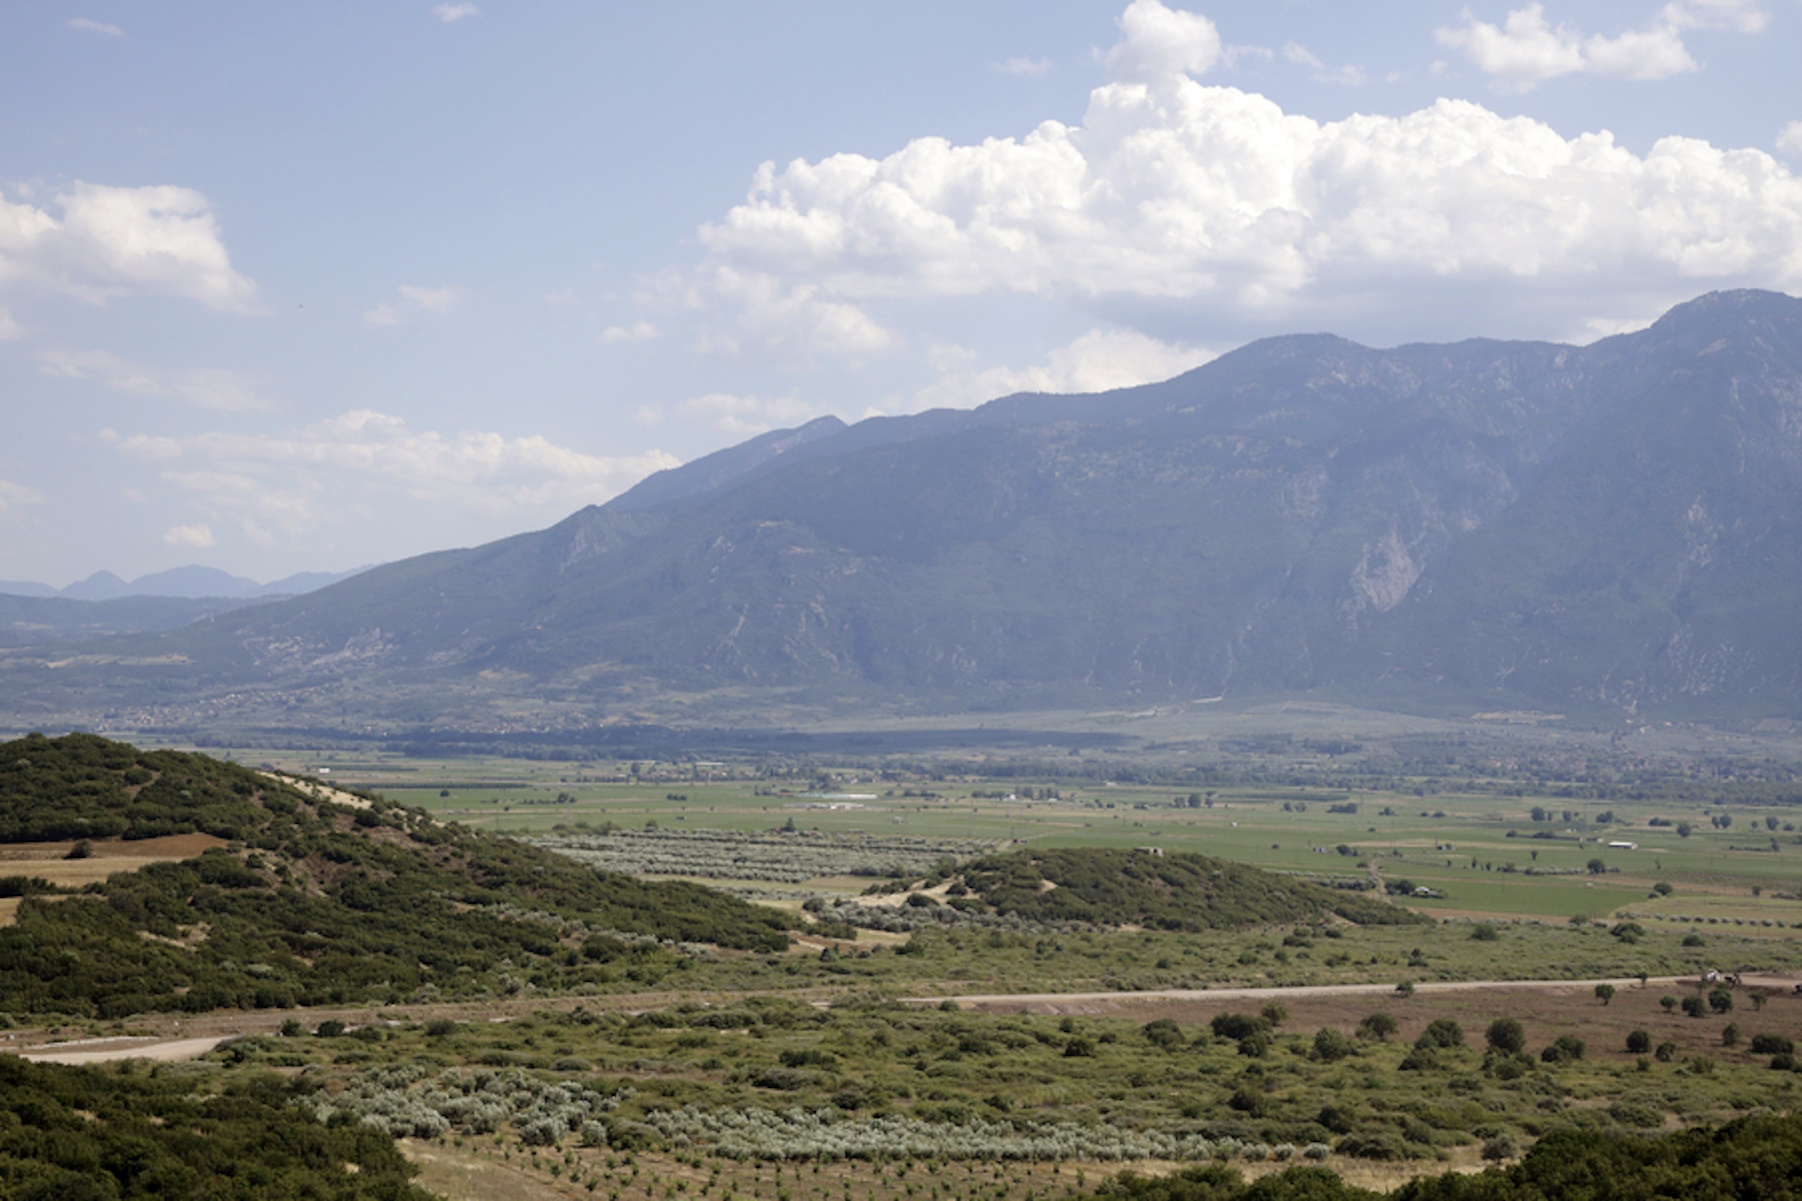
[4,289,1800,734]
[0,564,368,602]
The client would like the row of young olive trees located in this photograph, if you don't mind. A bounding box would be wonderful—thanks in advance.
[534,829,994,884]
[302,1063,1332,1163]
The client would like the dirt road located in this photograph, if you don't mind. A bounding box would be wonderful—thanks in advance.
[13,971,1795,1066]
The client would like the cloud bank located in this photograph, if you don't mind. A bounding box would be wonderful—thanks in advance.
[686,0,1800,356]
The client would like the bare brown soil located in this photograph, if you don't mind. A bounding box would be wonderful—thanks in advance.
[0,833,229,924]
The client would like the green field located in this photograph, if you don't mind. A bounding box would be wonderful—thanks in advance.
[214,746,1802,926]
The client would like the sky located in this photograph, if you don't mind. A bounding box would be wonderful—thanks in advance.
[1,0,1798,588]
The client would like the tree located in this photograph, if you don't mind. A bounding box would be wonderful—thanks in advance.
[1626,1029,1651,1053]
[1682,995,1706,1018]
[1358,1012,1399,1041]
[1722,1022,1741,1047]
[1486,1017,1525,1054]
[1587,857,1607,875]
[1595,983,1616,1006]
[1677,822,1693,838]
[1660,995,1678,1013]
[1708,986,1734,1014]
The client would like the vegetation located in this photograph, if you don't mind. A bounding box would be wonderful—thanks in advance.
[0,1055,431,1199]
[945,848,1425,931]
[0,734,795,1016]
[1092,1113,1802,1199]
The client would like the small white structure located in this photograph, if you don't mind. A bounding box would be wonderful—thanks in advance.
[1607,840,1638,850]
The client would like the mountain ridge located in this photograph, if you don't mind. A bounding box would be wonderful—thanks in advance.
[4,289,1800,732]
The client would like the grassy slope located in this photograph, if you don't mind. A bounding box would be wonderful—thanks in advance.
[0,733,795,1017]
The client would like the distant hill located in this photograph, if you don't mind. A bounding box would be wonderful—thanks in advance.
[0,593,270,648]
[951,847,1423,930]
[4,289,1802,730]
[0,563,370,602]
[0,733,794,1017]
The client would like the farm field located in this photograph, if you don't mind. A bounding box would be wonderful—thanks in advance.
[11,733,1802,1199]
[211,745,1802,928]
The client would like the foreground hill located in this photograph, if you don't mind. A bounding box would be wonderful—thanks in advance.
[7,289,1802,731]
[0,733,793,1017]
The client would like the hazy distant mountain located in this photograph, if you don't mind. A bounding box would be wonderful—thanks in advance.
[0,594,270,648]
[6,290,1801,729]
[0,565,373,649]
[0,564,370,602]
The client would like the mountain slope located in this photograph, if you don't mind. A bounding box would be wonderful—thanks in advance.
[4,289,1801,728]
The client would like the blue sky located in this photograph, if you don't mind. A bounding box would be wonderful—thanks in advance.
[1,0,1798,586]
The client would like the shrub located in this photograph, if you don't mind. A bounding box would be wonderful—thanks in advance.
[1682,995,1706,1018]
[1143,1019,1184,1051]
[1541,1035,1585,1064]
[1211,1013,1270,1041]
[1416,1019,1464,1050]
[1626,1030,1651,1054]
[1595,984,1616,1005]
[1314,1027,1356,1063]
[1469,924,1500,941]
[1751,1034,1796,1055]
[1486,1018,1526,1054]
[1481,1136,1516,1161]
[1722,1023,1741,1048]
[1358,1013,1398,1041]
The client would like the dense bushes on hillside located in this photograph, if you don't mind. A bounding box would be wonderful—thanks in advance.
[0,732,267,842]
[0,734,794,1016]
[1097,1113,1802,1201]
[954,848,1423,931]
[0,1056,432,1200]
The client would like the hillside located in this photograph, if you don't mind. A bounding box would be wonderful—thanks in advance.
[0,733,794,1017]
[5,289,1802,731]
[951,848,1423,931]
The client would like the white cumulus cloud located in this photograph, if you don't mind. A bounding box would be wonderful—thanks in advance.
[1105,0,1222,81]
[433,3,480,22]
[0,183,255,310]
[112,411,680,540]
[66,18,124,36]
[1780,121,1802,159]
[690,1,1802,353]
[907,330,1217,413]
[37,348,271,412]
[1436,2,1766,89]
[161,523,215,550]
